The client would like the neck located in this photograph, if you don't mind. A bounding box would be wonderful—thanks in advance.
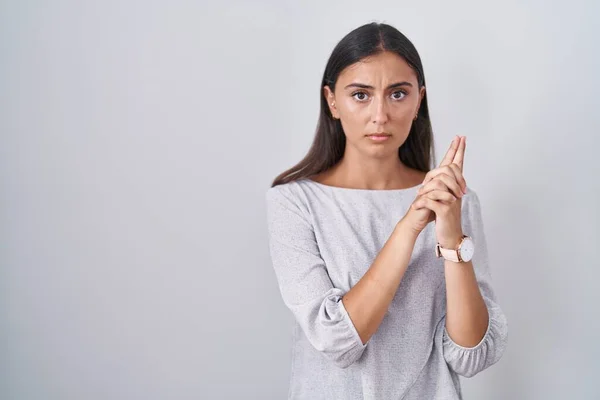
[330,150,416,190]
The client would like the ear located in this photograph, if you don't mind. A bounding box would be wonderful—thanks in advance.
[323,85,338,119]
[416,86,426,115]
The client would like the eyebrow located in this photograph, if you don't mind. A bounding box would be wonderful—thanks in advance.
[343,81,413,90]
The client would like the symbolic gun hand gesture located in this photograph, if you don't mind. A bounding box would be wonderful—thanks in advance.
[402,136,467,247]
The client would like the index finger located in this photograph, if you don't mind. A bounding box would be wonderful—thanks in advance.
[452,136,466,170]
[439,136,460,167]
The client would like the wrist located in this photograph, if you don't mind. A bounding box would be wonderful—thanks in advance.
[438,232,464,249]
[395,218,421,241]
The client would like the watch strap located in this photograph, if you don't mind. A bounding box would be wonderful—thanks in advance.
[435,235,468,263]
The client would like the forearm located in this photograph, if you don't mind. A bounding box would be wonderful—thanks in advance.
[341,219,419,345]
[444,258,489,347]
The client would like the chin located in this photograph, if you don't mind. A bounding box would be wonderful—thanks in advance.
[364,144,399,158]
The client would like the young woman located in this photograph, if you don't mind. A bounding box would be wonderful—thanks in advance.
[265,22,507,400]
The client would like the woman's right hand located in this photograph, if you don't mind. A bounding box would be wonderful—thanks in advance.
[400,136,467,235]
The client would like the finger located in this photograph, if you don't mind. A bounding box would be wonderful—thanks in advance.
[421,166,463,192]
[422,165,452,187]
[452,136,466,171]
[448,163,467,194]
[439,136,461,167]
[418,173,452,196]
[413,197,445,214]
[414,190,456,210]
[423,189,457,204]
[438,164,466,194]
[428,173,464,199]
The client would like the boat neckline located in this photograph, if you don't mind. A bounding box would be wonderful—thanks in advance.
[300,178,423,193]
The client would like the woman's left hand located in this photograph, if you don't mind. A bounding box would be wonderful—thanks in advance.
[413,136,467,249]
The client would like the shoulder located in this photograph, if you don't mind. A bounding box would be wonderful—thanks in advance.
[265,181,315,232]
[265,181,299,205]
[265,180,311,218]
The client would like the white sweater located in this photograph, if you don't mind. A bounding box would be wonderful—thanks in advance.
[265,178,508,400]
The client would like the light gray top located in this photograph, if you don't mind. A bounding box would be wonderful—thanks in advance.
[265,178,508,400]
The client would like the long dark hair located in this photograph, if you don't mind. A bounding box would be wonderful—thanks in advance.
[270,22,436,188]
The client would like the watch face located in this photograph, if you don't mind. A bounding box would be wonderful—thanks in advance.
[459,237,475,262]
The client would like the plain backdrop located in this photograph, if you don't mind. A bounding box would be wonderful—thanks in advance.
[1,1,599,399]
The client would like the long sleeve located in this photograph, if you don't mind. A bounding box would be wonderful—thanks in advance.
[265,185,368,369]
[441,189,509,378]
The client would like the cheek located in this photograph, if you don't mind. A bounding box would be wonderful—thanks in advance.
[341,100,366,116]
[338,102,365,126]
[343,100,416,116]
[338,101,416,129]
[393,103,416,120]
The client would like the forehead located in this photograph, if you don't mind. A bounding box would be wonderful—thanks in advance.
[337,51,417,87]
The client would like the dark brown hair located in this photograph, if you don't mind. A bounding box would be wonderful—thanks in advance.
[270,22,436,188]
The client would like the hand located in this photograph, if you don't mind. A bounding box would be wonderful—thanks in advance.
[400,136,466,241]
[412,136,468,248]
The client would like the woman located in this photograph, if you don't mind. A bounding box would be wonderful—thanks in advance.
[265,22,508,400]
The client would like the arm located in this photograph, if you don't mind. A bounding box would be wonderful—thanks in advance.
[444,259,489,348]
[441,190,509,377]
[341,218,418,345]
[265,185,419,368]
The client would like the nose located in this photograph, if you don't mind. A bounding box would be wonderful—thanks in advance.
[371,96,389,126]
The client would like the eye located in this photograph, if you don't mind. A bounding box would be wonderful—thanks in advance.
[391,90,407,100]
[351,91,369,101]
[351,90,408,102]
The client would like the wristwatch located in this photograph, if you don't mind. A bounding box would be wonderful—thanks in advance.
[435,235,475,263]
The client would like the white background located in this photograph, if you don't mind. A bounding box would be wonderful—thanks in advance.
[1,1,598,399]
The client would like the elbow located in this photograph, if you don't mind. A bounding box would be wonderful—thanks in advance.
[311,333,367,369]
[331,356,354,369]
[307,292,369,368]
[444,313,508,378]
[291,290,368,369]
[454,352,500,378]
[447,357,488,378]
[324,346,365,369]
[457,366,481,379]
[334,358,355,369]
[321,332,368,369]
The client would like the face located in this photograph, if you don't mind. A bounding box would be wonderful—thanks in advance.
[324,51,425,157]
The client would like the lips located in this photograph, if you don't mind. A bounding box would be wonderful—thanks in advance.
[366,134,392,142]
